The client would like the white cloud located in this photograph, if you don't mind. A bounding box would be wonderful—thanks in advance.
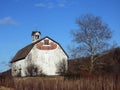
[34,0,73,8]
[0,17,17,25]
[34,2,55,8]
[34,3,46,8]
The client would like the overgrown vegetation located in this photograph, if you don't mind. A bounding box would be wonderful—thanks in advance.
[69,47,120,74]
[56,59,67,76]
[0,73,120,90]
[25,64,44,77]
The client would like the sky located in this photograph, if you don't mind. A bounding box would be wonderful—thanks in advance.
[0,0,120,72]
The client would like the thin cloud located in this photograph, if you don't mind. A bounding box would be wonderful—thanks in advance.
[47,2,55,8]
[58,3,65,7]
[0,17,17,25]
[34,0,73,8]
[34,2,55,8]
[34,3,46,8]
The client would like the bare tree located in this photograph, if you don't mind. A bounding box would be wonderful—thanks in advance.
[71,14,112,73]
[56,59,67,76]
[113,47,120,64]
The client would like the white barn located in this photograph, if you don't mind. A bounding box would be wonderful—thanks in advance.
[11,31,68,77]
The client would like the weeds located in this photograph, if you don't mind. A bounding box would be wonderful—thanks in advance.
[0,74,120,90]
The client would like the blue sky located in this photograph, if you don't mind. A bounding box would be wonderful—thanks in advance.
[0,0,120,72]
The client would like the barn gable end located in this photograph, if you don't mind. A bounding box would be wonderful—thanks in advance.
[11,33,68,77]
[11,36,68,63]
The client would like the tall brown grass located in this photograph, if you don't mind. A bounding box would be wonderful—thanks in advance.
[0,74,120,90]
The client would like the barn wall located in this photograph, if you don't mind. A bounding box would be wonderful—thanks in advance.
[11,38,68,76]
[11,59,27,77]
[28,41,68,75]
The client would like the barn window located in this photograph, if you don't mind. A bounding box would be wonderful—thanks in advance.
[44,40,49,45]
[35,35,39,39]
[14,69,17,72]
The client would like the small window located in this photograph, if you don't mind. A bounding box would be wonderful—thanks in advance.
[14,69,17,72]
[44,40,49,45]
[19,68,22,71]
[35,35,39,39]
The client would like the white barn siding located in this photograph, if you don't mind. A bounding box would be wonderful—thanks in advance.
[11,36,68,77]
[28,42,68,75]
[11,59,27,77]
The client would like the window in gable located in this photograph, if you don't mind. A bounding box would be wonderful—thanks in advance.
[44,40,49,45]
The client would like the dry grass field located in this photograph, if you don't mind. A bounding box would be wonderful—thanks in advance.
[0,86,14,90]
[0,74,120,90]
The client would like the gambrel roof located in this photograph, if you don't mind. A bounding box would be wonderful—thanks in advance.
[11,36,69,63]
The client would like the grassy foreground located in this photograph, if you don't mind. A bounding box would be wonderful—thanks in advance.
[0,74,120,90]
[0,86,14,90]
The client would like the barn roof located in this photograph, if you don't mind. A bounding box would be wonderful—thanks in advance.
[10,36,69,63]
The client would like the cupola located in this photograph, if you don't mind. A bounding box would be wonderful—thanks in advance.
[31,31,41,42]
